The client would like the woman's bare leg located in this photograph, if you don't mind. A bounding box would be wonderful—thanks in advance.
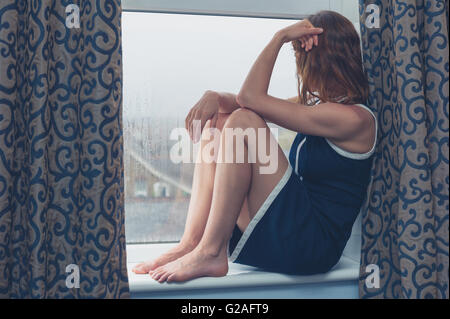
[151,109,289,282]
[133,114,232,273]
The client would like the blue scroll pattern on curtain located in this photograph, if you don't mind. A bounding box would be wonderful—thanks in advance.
[0,0,129,298]
[358,0,449,298]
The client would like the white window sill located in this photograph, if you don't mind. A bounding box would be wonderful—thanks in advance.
[127,243,359,295]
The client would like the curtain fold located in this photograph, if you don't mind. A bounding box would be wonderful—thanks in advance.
[0,0,129,298]
[358,0,449,298]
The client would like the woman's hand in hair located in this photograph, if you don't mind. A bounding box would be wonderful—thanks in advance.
[276,19,323,52]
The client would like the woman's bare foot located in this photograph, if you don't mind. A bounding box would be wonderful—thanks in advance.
[132,240,198,274]
[149,246,229,283]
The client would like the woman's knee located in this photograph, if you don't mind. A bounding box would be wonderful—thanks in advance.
[224,108,265,129]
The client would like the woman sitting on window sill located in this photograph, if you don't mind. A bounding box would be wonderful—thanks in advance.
[133,10,376,283]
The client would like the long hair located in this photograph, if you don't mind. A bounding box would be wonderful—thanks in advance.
[292,11,369,105]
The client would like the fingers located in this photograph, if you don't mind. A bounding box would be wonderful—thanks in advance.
[191,110,212,143]
[191,109,202,142]
[185,108,195,139]
[186,92,220,142]
[185,109,192,131]
[300,36,312,51]
[188,110,195,140]
[186,111,219,143]
[296,22,322,51]
[187,108,198,141]
[309,27,324,35]
[209,113,218,131]
[299,33,320,52]
[196,113,210,143]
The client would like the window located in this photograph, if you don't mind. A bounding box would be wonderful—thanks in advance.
[122,12,301,243]
[122,2,359,244]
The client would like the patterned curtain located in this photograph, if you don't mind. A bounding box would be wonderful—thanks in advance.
[0,0,129,298]
[358,0,449,298]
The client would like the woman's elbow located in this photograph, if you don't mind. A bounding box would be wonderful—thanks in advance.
[236,91,260,109]
[236,91,249,107]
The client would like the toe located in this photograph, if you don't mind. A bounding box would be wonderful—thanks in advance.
[158,271,171,283]
[134,260,160,274]
[151,270,159,279]
[141,263,154,273]
[150,269,160,278]
[132,263,147,274]
[167,273,178,283]
[152,269,165,280]
[152,265,163,274]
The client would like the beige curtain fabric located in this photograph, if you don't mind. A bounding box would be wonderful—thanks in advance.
[0,0,129,298]
[358,0,449,298]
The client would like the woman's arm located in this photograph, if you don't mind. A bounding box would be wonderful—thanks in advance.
[237,21,365,140]
[286,96,300,104]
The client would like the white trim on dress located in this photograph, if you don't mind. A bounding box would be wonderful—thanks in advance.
[324,104,378,160]
[228,164,293,262]
[295,136,307,175]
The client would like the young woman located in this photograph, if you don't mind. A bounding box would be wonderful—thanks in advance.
[133,10,376,283]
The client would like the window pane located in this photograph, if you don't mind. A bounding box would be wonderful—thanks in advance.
[123,12,298,244]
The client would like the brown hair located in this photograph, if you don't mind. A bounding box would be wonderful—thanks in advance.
[292,11,369,105]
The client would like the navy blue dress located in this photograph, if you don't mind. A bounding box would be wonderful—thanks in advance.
[228,104,377,275]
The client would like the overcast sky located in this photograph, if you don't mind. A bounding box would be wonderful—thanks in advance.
[122,12,299,119]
